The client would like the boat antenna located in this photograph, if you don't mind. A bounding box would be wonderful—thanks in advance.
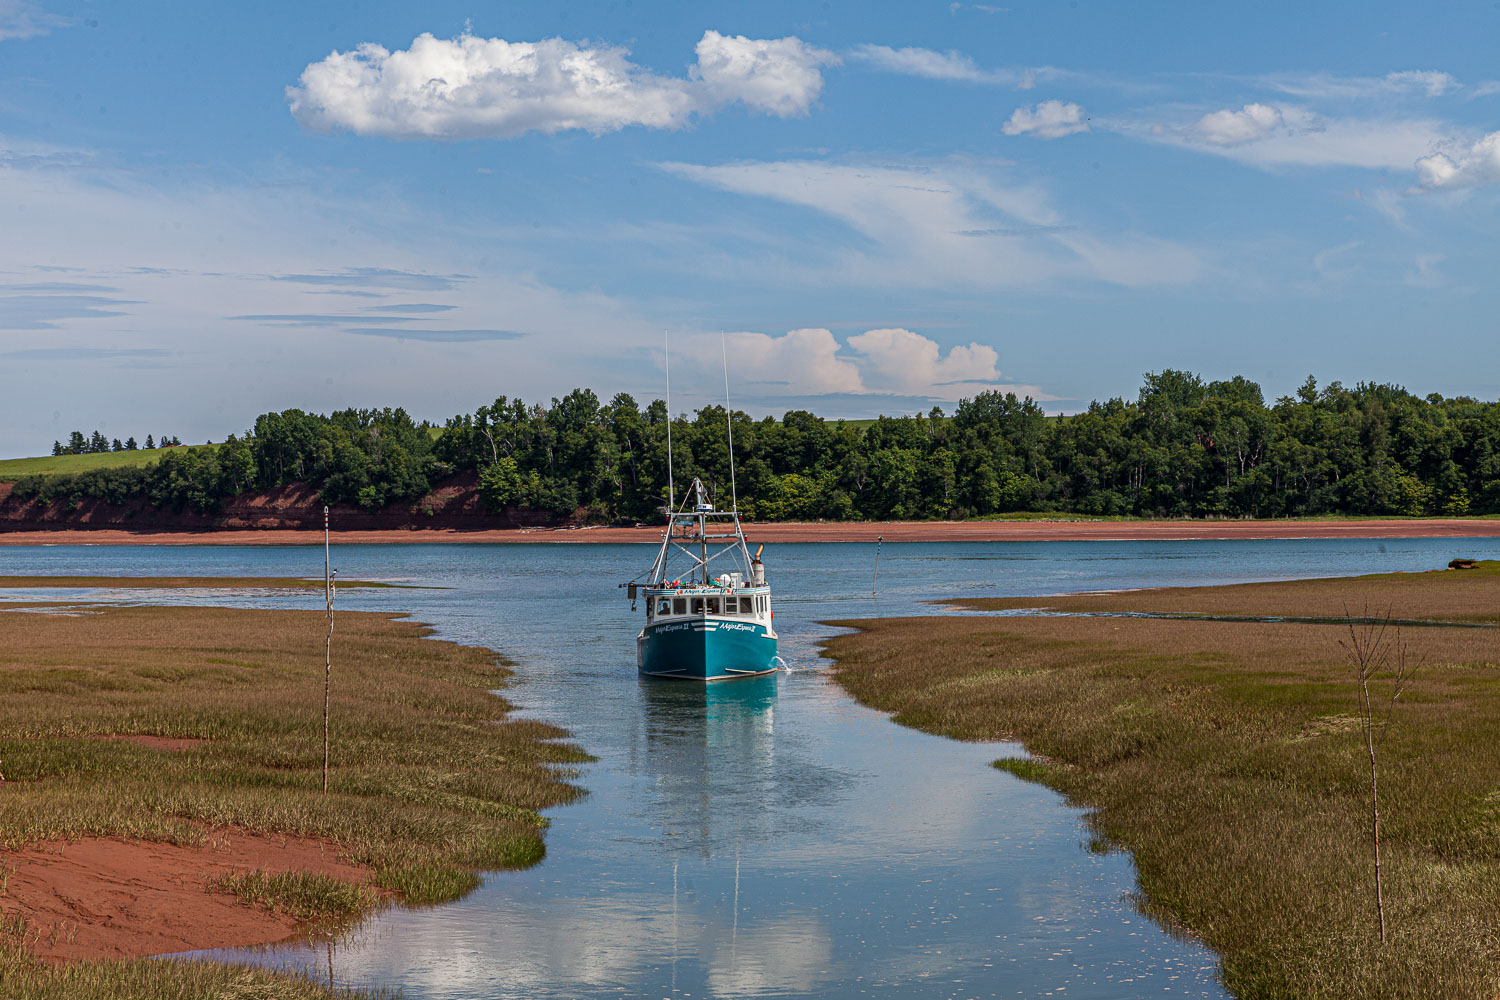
[664,331,675,512]
[721,331,738,513]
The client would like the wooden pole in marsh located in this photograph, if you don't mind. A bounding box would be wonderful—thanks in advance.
[872,535,883,597]
[323,505,332,794]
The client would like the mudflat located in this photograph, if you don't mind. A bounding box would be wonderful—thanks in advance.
[2,516,1499,546]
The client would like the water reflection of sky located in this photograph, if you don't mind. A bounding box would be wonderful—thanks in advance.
[7,537,1500,998]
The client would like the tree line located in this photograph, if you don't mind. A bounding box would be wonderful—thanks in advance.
[52,431,183,455]
[11,372,1500,520]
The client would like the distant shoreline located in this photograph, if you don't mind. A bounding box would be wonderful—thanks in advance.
[3,517,1499,545]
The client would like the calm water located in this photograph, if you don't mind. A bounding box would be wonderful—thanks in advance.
[6,536,1499,999]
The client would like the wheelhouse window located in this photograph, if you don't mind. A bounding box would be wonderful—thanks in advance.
[724,597,739,614]
[705,597,721,615]
[691,597,705,615]
[656,598,672,617]
[673,598,687,615]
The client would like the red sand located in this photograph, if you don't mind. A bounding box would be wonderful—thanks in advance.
[0,830,371,961]
[1,518,1498,546]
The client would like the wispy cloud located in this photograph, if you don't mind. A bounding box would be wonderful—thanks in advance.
[363,302,456,313]
[288,30,837,140]
[0,0,72,42]
[848,44,1069,90]
[1130,104,1447,170]
[342,327,526,341]
[0,347,169,361]
[850,44,1007,85]
[0,292,133,330]
[269,268,468,291]
[660,158,1201,289]
[229,313,417,327]
[1404,253,1445,287]
[3,281,118,293]
[1255,69,1461,100]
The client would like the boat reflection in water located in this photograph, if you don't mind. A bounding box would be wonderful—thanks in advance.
[634,672,839,997]
[635,672,780,855]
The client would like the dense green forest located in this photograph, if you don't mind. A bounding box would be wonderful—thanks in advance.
[8,371,1500,520]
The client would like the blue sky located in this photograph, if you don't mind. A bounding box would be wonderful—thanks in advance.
[2,0,1498,455]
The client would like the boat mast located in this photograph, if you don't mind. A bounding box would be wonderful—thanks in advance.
[721,331,738,514]
[664,331,675,513]
[697,480,709,584]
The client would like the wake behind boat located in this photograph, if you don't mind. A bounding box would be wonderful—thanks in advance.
[630,478,778,681]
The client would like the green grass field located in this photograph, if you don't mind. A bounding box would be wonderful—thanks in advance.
[826,564,1500,999]
[0,445,221,478]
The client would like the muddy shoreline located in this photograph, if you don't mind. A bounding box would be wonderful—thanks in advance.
[2,517,1498,546]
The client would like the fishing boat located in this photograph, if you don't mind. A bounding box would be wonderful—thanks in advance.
[626,336,778,681]
[629,477,778,681]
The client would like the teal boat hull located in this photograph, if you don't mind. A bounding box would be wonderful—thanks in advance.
[638,618,778,681]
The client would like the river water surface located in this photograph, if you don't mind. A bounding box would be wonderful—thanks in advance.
[7,536,1499,999]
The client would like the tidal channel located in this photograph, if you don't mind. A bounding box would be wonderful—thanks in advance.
[8,536,1498,998]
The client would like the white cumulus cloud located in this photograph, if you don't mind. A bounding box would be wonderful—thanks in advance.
[1195,103,1284,145]
[288,29,836,139]
[846,328,1002,395]
[1413,131,1500,190]
[715,328,864,395]
[692,327,1018,401]
[694,30,837,116]
[1002,100,1088,138]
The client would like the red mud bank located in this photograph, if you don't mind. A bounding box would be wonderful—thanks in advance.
[3,518,1499,546]
[1,830,374,961]
[0,471,554,534]
[4,472,1499,544]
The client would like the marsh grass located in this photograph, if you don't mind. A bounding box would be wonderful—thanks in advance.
[0,915,392,1000]
[206,870,381,928]
[0,602,587,996]
[952,560,1500,624]
[0,576,404,590]
[826,562,1500,999]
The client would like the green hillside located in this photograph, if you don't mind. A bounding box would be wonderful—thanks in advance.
[0,444,221,479]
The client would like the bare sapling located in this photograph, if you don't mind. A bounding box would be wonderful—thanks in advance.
[323,505,335,794]
[1338,603,1423,945]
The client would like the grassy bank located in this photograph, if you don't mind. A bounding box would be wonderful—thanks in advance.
[825,564,1500,999]
[0,600,586,997]
[0,445,221,478]
[0,576,406,590]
